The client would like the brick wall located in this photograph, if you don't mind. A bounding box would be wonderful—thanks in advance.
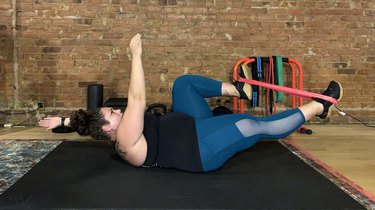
[1,0,374,124]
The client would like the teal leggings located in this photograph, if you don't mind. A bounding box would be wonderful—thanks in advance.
[172,75,306,172]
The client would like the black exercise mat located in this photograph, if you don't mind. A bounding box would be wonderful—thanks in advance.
[0,140,364,209]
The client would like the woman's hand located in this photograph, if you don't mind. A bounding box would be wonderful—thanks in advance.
[38,117,61,131]
[129,33,142,57]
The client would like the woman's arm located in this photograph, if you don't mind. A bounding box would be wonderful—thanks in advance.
[115,33,148,166]
[38,117,70,130]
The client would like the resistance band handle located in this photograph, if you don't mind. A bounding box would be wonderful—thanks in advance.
[238,77,338,105]
[250,57,289,63]
[256,57,263,78]
[274,56,284,103]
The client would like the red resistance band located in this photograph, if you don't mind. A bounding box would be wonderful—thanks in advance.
[238,77,338,105]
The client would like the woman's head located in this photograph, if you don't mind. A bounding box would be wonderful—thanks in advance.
[70,108,122,141]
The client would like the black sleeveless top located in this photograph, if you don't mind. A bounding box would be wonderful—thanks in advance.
[142,112,203,172]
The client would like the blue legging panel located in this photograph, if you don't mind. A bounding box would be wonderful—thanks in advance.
[172,75,306,172]
[195,109,305,172]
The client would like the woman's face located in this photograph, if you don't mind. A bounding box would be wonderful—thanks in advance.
[100,107,123,138]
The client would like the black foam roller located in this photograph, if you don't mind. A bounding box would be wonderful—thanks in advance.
[87,84,103,111]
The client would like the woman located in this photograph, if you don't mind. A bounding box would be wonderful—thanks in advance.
[39,33,342,172]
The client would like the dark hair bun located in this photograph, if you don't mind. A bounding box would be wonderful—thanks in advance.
[69,108,110,140]
[70,109,91,136]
